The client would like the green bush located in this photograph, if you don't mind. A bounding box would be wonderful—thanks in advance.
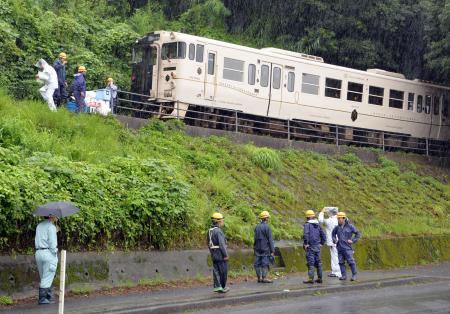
[0,142,193,251]
[250,147,282,172]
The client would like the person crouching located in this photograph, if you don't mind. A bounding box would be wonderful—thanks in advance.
[208,212,229,293]
[303,210,326,284]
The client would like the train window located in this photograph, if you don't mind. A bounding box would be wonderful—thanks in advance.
[425,95,431,114]
[389,89,404,109]
[208,53,215,75]
[189,44,195,60]
[196,44,204,62]
[433,96,440,115]
[161,42,186,60]
[347,82,363,102]
[287,72,295,92]
[261,65,269,87]
[369,86,384,106]
[443,95,449,117]
[248,64,256,85]
[408,93,414,111]
[223,57,244,82]
[325,78,342,99]
[301,73,319,95]
[273,67,281,89]
[417,95,423,113]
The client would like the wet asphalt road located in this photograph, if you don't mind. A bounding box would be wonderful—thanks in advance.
[193,281,450,314]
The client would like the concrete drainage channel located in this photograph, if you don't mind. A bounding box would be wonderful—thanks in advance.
[102,276,445,314]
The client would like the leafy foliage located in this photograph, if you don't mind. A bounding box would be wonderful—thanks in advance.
[0,92,448,252]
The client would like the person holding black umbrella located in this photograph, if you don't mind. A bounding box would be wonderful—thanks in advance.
[33,201,80,305]
[35,214,58,305]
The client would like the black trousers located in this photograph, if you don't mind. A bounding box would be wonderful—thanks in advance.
[212,260,228,288]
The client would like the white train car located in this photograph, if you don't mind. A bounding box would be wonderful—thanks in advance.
[130,31,450,141]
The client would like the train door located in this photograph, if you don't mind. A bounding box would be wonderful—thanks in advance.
[131,45,158,97]
[282,67,297,117]
[204,50,217,100]
[259,62,271,114]
[267,63,283,117]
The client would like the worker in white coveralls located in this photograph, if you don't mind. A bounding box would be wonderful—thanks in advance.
[35,59,58,112]
[35,215,59,305]
[318,207,341,278]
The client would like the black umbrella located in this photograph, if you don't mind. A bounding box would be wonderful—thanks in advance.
[33,201,80,218]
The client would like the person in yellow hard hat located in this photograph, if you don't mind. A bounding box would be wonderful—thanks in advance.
[72,66,87,113]
[207,212,229,293]
[331,212,361,281]
[105,77,118,113]
[53,52,68,107]
[303,210,326,284]
[253,210,275,283]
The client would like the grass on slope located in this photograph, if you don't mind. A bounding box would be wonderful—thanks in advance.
[0,91,449,252]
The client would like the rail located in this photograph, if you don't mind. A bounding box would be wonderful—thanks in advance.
[115,91,450,157]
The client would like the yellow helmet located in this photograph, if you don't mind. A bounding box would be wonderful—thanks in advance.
[259,211,270,219]
[337,212,347,218]
[78,66,87,73]
[107,77,113,82]
[305,210,315,218]
[211,212,223,220]
[59,52,67,59]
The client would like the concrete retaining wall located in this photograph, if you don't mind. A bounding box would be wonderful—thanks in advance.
[1,235,448,298]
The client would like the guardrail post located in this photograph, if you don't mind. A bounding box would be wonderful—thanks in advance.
[235,111,238,133]
[287,120,290,141]
[426,138,429,156]
[335,125,339,147]
[176,101,179,119]
[382,132,385,151]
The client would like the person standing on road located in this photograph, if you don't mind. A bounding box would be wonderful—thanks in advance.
[35,215,58,305]
[303,210,326,284]
[253,210,275,283]
[331,212,361,281]
[72,66,87,113]
[53,52,68,107]
[35,59,58,112]
[207,212,229,293]
[318,207,341,278]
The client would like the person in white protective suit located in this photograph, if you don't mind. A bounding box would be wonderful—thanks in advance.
[35,59,58,112]
[35,215,59,305]
[318,207,341,278]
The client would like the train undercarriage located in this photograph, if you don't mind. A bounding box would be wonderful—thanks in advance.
[116,94,449,157]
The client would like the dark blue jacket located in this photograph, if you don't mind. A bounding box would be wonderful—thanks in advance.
[253,221,275,256]
[332,220,361,251]
[53,60,66,86]
[72,73,86,98]
[303,219,326,250]
[207,224,228,262]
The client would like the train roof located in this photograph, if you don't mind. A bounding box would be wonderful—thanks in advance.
[149,31,450,91]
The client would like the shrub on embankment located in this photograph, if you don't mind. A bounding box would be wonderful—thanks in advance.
[0,91,449,253]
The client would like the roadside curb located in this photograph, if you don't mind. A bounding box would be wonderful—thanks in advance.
[104,276,446,314]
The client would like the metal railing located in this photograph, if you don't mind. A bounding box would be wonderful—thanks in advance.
[116,91,450,157]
